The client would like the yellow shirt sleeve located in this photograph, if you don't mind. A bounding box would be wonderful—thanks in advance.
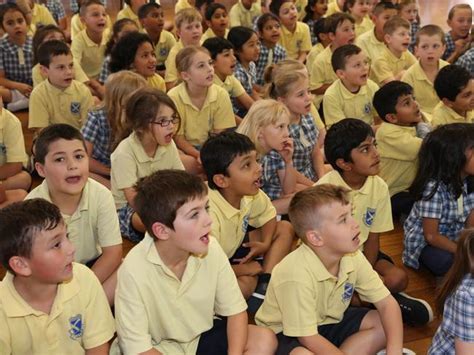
[28,84,50,129]
[0,109,28,166]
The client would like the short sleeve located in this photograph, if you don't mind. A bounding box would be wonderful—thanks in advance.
[28,87,50,128]
[2,110,27,164]
[111,144,139,190]
[212,88,236,131]
[96,186,122,247]
[447,287,474,342]
[248,190,277,228]
[418,183,444,219]
[300,23,312,52]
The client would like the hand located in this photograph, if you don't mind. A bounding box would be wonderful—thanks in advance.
[0,183,6,204]
[15,83,32,97]
[454,38,470,55]
[278,138,294,164]
[235,241,270,264]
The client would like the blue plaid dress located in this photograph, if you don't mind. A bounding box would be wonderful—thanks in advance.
[45,0,66,22]
[0,36,33,86]
[81,107,112,167]
[289,113,319,182]
[408,21,420,54]
[98,55,111,84]
[234,61,257,116]
[442,31,456,60]
[255,43,287,86]
[261,150,286,200]
[456,48,474,75]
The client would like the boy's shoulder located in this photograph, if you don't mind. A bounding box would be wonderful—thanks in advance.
[0,107,21,129]
[376,121,418,138]
[208,186,274,216]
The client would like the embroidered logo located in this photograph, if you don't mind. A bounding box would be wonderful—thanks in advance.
[296,40,303,50]
[68,314,83,340]
[342,282,354,303]
[70,102,81,115]
[242,215,249,234]
[364,207,376,227]
[364,102,371,114]
[0,143,6,155]
[159,48,168,57]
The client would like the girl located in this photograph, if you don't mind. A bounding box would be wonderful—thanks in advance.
[168,46,235,175]
[429,229,474,354]
[343,0,374,37]
[403,123,474,277]
[109,32,166,92]
[303,0,329,45]
[111,88,184,242]
[81,71,147,188]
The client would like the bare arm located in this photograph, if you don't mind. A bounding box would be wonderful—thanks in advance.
[123,186,138,210]
[455,337,474,355]
[174,135,200,159]
[85,342,110,355]
[0,70,32,95]
[139,348,162,355]
[91,244,122,283]
[227,311,248,355]
[277,139,297,195]
[0,162,23,180]
[297,51,309,63]
[236,92,255,110]
[299,333,343,354]
[84,141,110,176]
[373,295,403,354]
[312,143,325,179]
[422,217,457,254]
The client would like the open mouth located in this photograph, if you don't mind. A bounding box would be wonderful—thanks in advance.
[253,178,261,188]
[371,160,380,168]
[352,232,360,243]
[66,176,82,184]
[200,233,209,244]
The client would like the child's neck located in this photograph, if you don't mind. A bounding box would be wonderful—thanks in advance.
[290,112,302,124]
[374,28,384,42]
[147,29,162,44]
[342,171,368,191]
[262,39,276,49]
[140,133,159,158]
[388,45,403,59]
[9,34,26,47]
[219,188,244,209]
[451,30,467,41]
[154,240,190,281]
[452,106,468,118]
[314,248,342,277]
[352,14,363,24]
[49,188,82,216]
[216,70,228,82]
[185,82,208,109]
[86,28,103,45]
[283,22,297,33]
[13,276,58,314]
[239,57,251,70]
[341,79,361,93]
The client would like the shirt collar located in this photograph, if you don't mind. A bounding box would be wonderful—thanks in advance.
[129,131,169,163]
[337,79,369,99]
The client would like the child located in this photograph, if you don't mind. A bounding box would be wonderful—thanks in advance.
[270,0,312,62]
[201,132,294,310]
[70,0,112,41]
[175,0,194,13]
[303,0,329,45]
[442,4,472,64]
[344,0,373,37]
[81,71,147,188]
[306,18,330,75]
[201,3,229,41]
[168,46,235,175]
[41,0,68,35]
[116,0,145,31]
[319,118,433,325]
[371,16,417,86]
[28,0,56,28]
[327,0,344,16]
[323,44,379,128]
[397,0,420,53]
[164,7,203,90]
[457,47,474,76]
[28,40,93,131]
[255,184,404,354]
[432,65,474,126]
[229,0,262,28]
[401,24,449,114]
[255,12,287,87]
[111,88,184,242]
[109,32,166,92]
[373,81,429,217]
[403,123,474,276]
[0,3,33,112]
[237,99,299,214]
[429,229,474,354]
[309,12,356,108]
[115,169,277,354]
[28,124,123,304]
[0,199,115,353]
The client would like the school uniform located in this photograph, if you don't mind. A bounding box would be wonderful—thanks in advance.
[0,36,33,86]
[432,102,474,127]
[116,6,143,31]
[279,22,312,60]
[355,29,386,65]
[153,30,177,67]
[255,43,287,86]
[306,42,324,75]
[70,14,112,41]
[146,73,166,92]
[81,107,111,167]
[309,45,338,108]
[31,3,56,27]
[371,47,417,86]
[229,0,262,28]
[355,16,374,37]
[201,27,229,42]
[290,114,319,181]
[164,40,184,84]
[175,0,193,13]
[0,108,28,167]
[32,59,89,87]
[70,29,109,79]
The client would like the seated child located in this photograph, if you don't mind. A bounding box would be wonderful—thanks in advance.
[371,16,417,86]
[175,0,194,13]
[306,18,330,75]
[229,0,262,28]
[403,123,474,277]
[0,199,115,353]
[28,124,122,304]
[41,0,69,36]
[442,3,472,64]
[28,0,56,28]
[115,169,277,354]
[116,0,145,31]
[326,0,344,16]
[323,44,379,128]
[398,0,420,53]
[70,0,112,41]
[344,0,374,37]
[201,3,229,41]
[457,47,474,76]
[432,64,474,126]
[201,132,294,311]
[28,40,93,131]
[302,0,329,45]
[255,184,404,354]
[401,24,449,114]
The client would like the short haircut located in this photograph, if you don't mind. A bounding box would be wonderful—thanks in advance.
[175,7,202,29]
[32,25,66,64]
[288,184,350,243]
[37,40,71,67]
[372,1,397,16]
[79,0,104,17]
[257,12,280,33]
[415,24,446,46]
[202,37,233,60]
[269,0,292,17]
[109,32,152,73]
[324,12,355,35]
[373,81,414,122]
[0,3,24,30]
[201,131,256,190]
[324,118,375,173]
[34,124,86,165]
[0,199,63,273]
[134,170,207,234]
[448,4,472,21]
[383,16,410,35]
[331,44,361,72]
[137,2,161,19]
[313,17,328,42]
[434,65,472,101]
[205,2,226,21]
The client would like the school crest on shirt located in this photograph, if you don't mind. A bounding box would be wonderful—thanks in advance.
[242,214,250,234]
[364,207,376,227]
[68,314,83,340]
[70,102,81,115]
[364,102,371,114]
[296,40,303,50]
[0,143,6,155]
[159,48,169,57]
[342,282,354,303]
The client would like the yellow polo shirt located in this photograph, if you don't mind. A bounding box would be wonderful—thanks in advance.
[164,40,184,83]
[326,1,342,16]
[229,1,262,28]
[310,103,325,130]
[316,170,393,247]
[154,30,176,66]
[28,79,93,130]
[213,74,246,98]
[70,14,112,41]
[0,263,115,354]
[71,29,109,79]
[376,122,421,196]
[279,21,312,60]
[146,73,166,92]
[0,108,28,167]
[309,46,338,108]
[401,60,449,114]
[295,0,308,20]
[175,0,192,13]
[168,83,236,146]
[26,178,122,264]
[371,47,417,86]
[306,42,324,75]
[355,29,385,65]
[115,235,247,354]
[432,102,474,127]
[208,187,277,258]
[201,27,229,42]
[32,60,89,87]
[323,78,379,128]
[255,244,390,335]
[355,16,374,37]
[31,3,56,27]
[117,5,143,31]
[110,132,184,209]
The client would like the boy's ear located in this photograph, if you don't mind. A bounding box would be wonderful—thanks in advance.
[306,230,324,247]
[441,97,455,108]
[151,221,171,241]
[39,64,49,77]
[384,112,399,124]
[384,33,391,44]
[328,32,336,42]
[35,162,46,178]
[212,173,229,189]
[9,256,32,277]
[335,157,352,172]
[335,68,345,80]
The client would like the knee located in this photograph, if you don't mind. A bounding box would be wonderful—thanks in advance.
[239,275,258,299]
[383,267,409,293]
[276,221,296,240]
[362,310,386,349]
[247,325,277,355]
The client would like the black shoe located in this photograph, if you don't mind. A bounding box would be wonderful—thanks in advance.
[247,275,270,314]
[394,292,433,326]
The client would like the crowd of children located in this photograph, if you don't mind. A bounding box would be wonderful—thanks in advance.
[0,0,473,353]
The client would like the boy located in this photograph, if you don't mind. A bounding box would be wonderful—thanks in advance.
[0,3,33,112]
[309,12,355,108]
[371,16,417,86]
[117,0,146,31]
[201,3,229,41]
[164,8,203,90]
[323,44,379,128]
[401,24,449,114]
[115,169,277,354]
[432,64,474,126]
[201,132,294,311]
[138,2,176,71]
[255,184,403,354]
[317,118,433,325]
[306,18,330,75]
[270,0,311,62]
[28,40,93,131]
[28,0,56,28]
[0,199,115,353]
[27,124,123,304]
[229,0,262,28]
[442,3,472,64]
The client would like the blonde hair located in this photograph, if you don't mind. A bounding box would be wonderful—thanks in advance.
[415,24,445,46]
[263,59,306,84]
[175,45,211,76]
[175,7,202,29]
[448,4,472,21]
[265,69,307,99]
[383,16,410,35]
[236,99,290,154]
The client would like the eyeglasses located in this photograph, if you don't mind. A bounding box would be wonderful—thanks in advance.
[150,116,180,127]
